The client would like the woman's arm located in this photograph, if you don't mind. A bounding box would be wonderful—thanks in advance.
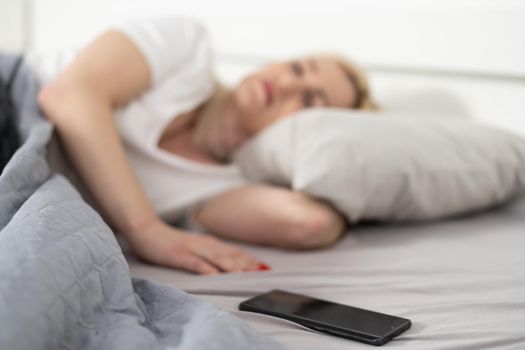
[194,185,346,249]
[39,31,154,235]
[38,31,263,274]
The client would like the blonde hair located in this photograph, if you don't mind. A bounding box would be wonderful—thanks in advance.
[310,53,379,111]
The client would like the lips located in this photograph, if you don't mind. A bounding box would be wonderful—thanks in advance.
[262,80,274,106]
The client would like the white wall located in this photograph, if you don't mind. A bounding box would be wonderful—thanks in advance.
[0,0,25,51]
[4,0,525,135]
[30,0,525,78]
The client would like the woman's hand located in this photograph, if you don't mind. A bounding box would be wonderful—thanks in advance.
[127,219,268,275]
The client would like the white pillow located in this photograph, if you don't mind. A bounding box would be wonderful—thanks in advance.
[234,109,525,223]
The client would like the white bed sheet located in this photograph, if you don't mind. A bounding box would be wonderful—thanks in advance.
[126,196,525,349]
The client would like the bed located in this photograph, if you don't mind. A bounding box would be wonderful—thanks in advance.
[0,54,285,350]
[119,6,525,347]
[5,1,525,348]
[126,196,525,349]
[23,47,525,347]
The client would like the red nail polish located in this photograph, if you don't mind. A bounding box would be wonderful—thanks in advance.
[257,263,271,271]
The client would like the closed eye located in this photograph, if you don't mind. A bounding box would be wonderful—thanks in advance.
[302,90,315,107]
[290,61,304,76]
[303,90,328,108]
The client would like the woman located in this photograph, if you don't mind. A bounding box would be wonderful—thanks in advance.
[38,17,376,275]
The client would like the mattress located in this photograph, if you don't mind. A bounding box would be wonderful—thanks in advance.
[126,196,525,349]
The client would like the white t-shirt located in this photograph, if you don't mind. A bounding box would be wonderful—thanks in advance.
[115,17,250,222]
[30,17,249,223]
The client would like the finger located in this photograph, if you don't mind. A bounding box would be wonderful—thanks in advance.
[196,237,264,273]
[228,249,266,272]
[195,237,244,272]
[169,252,221,275]
[220,246,262,272]
[200,250,239,273]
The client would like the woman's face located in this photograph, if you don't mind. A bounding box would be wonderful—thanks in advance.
[231,57,357,135]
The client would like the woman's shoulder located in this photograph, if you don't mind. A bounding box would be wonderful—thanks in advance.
[115,16,208,42]
[112,16,211,84]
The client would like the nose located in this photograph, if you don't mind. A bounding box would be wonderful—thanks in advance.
[276,74,304,96]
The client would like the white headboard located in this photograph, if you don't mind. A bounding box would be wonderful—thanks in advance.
[21,0,525,134]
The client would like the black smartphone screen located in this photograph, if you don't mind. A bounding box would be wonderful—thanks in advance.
[239,289,411,346]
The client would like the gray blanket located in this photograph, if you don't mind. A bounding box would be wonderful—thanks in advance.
[0,54,286,350]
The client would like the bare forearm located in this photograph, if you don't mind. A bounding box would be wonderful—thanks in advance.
[40,88,159,237]
[194,185,345,249]
[32,29,270,275]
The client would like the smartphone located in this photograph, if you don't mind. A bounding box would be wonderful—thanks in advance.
[239,289,411,346]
